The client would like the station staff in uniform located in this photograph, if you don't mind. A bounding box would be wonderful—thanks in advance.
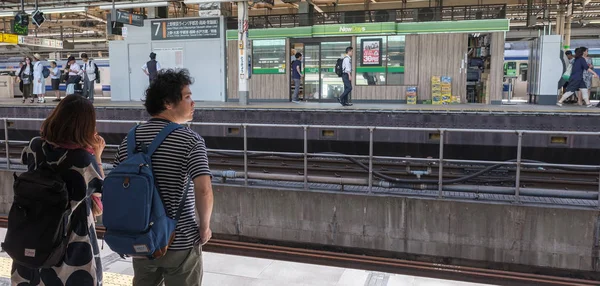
[32,53,45,103]
[81,53,97,103]
[142,52,161,84]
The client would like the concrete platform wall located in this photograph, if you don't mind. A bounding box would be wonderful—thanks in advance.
[211,184,600,273]
[1,170,598,274]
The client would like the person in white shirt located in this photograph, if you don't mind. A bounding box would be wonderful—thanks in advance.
[339,47,353,106]
[50,61,61,102]
[65,56,81,96]
[81,53,97,103]
[141,52,161,84]
[32,53,45,103]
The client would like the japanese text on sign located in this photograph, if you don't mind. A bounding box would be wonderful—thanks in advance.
[361,39,381,66]
[151,18,220,41]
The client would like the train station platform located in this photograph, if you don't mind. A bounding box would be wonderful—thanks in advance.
[2,97,600,114]
[0,229,493,286]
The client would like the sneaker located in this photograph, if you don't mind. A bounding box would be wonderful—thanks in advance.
[587,104,594,108]
[291,100,300,103]
[556,102,563,107]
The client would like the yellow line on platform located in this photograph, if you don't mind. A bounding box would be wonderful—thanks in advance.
[0,257,134,286]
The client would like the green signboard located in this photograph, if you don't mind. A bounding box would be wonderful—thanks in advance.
[312,22,396,37]
[226,19,510,40]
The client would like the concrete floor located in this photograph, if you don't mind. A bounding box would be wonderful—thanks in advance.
[0,229,494,286]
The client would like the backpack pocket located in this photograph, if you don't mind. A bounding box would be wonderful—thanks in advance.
[103,173,153,233]
[103,230,157,257]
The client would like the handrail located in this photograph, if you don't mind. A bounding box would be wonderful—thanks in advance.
[1,117,600,207]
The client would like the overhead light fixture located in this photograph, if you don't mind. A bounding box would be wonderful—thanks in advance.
[0,11,15,17]
[98,1,169,10]
[25,7,87,14]
[589,20,600,24]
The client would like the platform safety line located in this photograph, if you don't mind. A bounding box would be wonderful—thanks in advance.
[0,257,134,286]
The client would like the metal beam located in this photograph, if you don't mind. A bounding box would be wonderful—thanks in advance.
[506,27,600,39]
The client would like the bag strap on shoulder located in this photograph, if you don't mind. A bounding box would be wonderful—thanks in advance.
[126,125,139,157]
[148,123,182,156]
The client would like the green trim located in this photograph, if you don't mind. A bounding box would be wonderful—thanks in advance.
[227,26,312,40]
[396,19,509,34]
[252,68,285,74]
[226,19,509,41]
[312,22,396,37]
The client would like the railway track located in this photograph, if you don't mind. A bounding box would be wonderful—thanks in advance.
[2,145,599,191]
[0,217,594,285]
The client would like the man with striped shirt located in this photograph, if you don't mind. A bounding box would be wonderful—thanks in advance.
[113,69,213,286]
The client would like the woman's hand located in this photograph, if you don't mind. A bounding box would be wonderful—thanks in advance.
[92,134,106,161]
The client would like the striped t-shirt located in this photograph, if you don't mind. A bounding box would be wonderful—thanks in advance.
[113,118,211,250]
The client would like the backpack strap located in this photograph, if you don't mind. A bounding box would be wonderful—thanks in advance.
[147,122,183,156]
[175,179,191,221]
[126,125,139,157]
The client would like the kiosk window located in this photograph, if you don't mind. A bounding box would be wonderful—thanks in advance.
[356,35,405,86]
[252,39,286,74]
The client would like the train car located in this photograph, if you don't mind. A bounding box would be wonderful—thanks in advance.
[504,48,600,102]
[0,58,111,98]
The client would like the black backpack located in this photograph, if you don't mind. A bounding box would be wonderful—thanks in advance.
[335,58,344,77]
[2,161,72,269]
[92,61,100,83]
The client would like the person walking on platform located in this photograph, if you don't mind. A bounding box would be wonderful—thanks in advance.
[142,52,161,85]
[17,57,34,103]
[113,69,213,286]
[32,53,46,103]
[557,47,598,107]
[81,53,97,103]
[339,47,353,106]
[291,52,303,103]
[8,95,105,286]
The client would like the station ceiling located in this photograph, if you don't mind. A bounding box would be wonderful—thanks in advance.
[0,0,598,56]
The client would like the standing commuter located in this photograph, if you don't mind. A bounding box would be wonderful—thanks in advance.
[17,57,34,103]
[50,61,62,101]
[65,56,81,96]
[81,53,97,103]
[32,53,46,103]
[291,52,303,103]
[557,47,598,107]
[113,69,213,286]
[339,47,353,106]
[9,95,105,285]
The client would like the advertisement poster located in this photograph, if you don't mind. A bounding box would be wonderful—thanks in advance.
[361,38,382,66]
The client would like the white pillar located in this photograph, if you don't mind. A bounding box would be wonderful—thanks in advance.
[237,0,250,105]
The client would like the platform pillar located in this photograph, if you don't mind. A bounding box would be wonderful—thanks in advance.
[238,0,250,105]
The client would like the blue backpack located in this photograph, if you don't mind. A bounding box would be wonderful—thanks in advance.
[102,123,190,259]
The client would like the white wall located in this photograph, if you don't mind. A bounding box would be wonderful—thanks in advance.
[109,16,227,102]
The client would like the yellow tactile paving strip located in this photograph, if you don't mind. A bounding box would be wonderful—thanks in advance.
[0,257,134,286]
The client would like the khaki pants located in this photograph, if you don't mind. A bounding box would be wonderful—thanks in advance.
[132,244,203,286]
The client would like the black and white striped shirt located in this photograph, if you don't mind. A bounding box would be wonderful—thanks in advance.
[113,118,211,250]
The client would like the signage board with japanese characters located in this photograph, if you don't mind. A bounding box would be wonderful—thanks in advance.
[151,17,220,41]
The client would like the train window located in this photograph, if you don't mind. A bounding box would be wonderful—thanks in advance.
[519,63,528,81]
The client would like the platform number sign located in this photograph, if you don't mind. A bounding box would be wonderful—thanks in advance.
[151,18,220,41]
